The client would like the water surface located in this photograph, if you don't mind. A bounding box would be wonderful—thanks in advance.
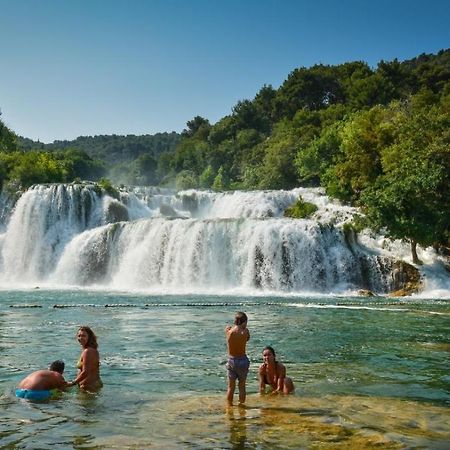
[1,290,449,448]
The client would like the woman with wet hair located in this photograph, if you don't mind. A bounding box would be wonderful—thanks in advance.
[259,345,294,394]
[69,326,103,391]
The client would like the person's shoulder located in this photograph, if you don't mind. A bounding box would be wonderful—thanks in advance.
[258,363,265,373]
[83,347,98,356]
[36,369,52,376]
[51,371,65,380]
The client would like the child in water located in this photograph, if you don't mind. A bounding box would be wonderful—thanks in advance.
[225,311,250,405]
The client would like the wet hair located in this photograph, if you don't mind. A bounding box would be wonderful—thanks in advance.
[49,360,65,374]
[234,312,248,326]
[77,326,98,349]
[263,345,276,360]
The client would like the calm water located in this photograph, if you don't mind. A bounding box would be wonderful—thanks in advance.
[1,289,449,449]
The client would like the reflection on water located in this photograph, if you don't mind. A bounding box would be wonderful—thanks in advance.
[1,290,449,448]
[129,394,449,449]
[227,405,249,449]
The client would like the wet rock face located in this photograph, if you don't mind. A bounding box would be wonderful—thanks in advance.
[389,260,422,296]
[104,200,129,223]
[159,203,188,218]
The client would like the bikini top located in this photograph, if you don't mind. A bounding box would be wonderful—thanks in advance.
[77,352,100,370]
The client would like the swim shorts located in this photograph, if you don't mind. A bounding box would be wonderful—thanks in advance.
[226,355,250,381]
[15,388,52,401]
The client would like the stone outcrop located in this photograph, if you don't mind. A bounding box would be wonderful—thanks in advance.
[159,203,187,218]
[388,260,422,297]
[104,200,129,223]
[358,289,375,297]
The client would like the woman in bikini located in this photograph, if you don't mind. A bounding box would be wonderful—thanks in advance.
[259,345,294,394]
[69,326,103,391]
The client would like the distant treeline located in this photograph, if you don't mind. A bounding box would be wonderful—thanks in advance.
[1,48,449,258]
[16,132,181,186]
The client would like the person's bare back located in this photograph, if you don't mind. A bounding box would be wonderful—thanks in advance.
[226,324,250,357]
[18,370,66,391]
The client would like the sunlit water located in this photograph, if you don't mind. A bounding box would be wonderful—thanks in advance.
[1,290,449,449]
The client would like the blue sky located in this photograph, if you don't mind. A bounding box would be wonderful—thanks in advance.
[1,0,449,143]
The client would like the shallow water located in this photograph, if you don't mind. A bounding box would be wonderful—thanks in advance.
[1,290,449,449]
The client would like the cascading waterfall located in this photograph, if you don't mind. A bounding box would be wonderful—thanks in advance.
[0,183,448,295]
[50,218,378,291]
[0,184,118,282]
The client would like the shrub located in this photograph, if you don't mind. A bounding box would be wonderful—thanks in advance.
[284,197,318,219]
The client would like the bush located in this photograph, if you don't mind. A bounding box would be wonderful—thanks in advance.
[97,178,120,200]
[284,197,318,219]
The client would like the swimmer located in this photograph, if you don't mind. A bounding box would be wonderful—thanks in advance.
[16,360,69,401]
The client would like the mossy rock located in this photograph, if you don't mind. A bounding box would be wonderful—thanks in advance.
[97,178,120,200]
[284,197,318,219]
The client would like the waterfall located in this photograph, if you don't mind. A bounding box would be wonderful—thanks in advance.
[0,183,448,296]
[0,184,103,282]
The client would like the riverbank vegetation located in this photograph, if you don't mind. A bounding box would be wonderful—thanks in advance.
[1,49,449,258]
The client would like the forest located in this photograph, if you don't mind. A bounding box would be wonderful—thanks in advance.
[1,48,449,258]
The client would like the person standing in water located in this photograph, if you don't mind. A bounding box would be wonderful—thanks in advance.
[16,360,69,400]
[259,345,295,394]
[225,312,250,405]
[71,326,103,391]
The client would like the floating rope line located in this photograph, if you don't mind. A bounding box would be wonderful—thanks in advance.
[7,301,280,309]
[9,304,42,308]
[53,304,99,308]
[7,301,430,309]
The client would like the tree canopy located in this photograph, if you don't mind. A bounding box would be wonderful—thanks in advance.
[1,48,449,257]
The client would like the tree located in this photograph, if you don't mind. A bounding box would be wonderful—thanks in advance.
[274,64,344,119]
[9,151,68,188]
[0,113,18,153]
[199,165,215,188]
[182,116,210,138]
[253,84,276,126]
[175,170,197,190]
[258,121,301,189]
[322,106,394,202]
[212,166,229,191]
[361,101,450,263]
[136,153,158,185]
[232,100,270,134]
[296,122,342,185]
[57,148,106,181]
[345,73,396,110]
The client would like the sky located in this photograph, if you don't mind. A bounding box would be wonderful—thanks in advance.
[0,0,449,143]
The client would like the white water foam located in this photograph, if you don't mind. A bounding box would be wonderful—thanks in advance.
[0,184,448,297]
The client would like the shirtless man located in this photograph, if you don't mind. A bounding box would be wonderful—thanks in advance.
[16,360,69,401]
[225,311,250,405]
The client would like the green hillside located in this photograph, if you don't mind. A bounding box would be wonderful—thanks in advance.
[1,48,449,257]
